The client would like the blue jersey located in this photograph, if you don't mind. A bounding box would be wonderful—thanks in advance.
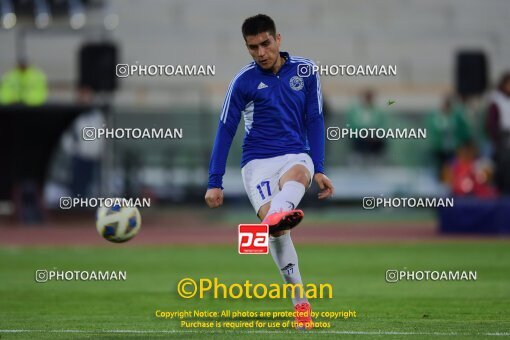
[208,52,325,189]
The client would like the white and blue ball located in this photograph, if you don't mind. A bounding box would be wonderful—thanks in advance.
[96,204,141,243]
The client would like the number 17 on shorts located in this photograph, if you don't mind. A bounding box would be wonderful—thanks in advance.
[238,224,269,254]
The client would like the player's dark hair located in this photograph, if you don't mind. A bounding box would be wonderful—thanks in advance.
[242,14,276,40]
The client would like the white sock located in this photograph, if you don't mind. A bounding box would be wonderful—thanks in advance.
[267,181,306,215]
[269,232,308,305]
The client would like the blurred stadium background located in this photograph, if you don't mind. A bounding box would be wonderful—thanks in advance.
[1,1,510,338]
[1,0,509,233]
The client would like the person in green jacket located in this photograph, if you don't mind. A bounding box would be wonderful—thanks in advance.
[0,58,48,106]
[346,89,387,157]
[426,95,471,180]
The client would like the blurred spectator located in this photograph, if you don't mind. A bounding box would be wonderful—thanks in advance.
[458,95,492,159]
[0,57,48,106]
[346,89,386,161]
[426,95,471,180]
[446,140,497,198]
[486,71,510,194]
[61,87,105,197]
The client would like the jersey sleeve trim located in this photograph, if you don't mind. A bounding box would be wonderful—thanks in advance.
[289,56,323,114]
[219,63,255,124]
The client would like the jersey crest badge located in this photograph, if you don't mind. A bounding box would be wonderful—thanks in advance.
[289,76,304,91]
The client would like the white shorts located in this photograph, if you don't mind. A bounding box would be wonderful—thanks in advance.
[241,153,314,214]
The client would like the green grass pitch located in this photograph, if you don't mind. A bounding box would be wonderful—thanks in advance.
[1,242,509,339]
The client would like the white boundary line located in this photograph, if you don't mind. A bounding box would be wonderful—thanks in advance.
[1,329,509,336]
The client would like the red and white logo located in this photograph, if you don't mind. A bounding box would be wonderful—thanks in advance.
[238,224,269,254]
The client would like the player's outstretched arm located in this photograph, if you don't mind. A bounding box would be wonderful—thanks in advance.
[314,173,334,199]
[205,70,246,208]
[303,63,333,199]
[205,188,224,208]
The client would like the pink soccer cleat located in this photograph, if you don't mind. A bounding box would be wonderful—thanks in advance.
[294,302,313,330]
[262,209,304,233]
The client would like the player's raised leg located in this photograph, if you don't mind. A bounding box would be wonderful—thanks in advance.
[259,164,310,233]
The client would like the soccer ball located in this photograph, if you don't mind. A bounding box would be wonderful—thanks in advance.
[96,204,141,243]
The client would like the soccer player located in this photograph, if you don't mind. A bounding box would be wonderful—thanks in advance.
[205,14,334,329]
